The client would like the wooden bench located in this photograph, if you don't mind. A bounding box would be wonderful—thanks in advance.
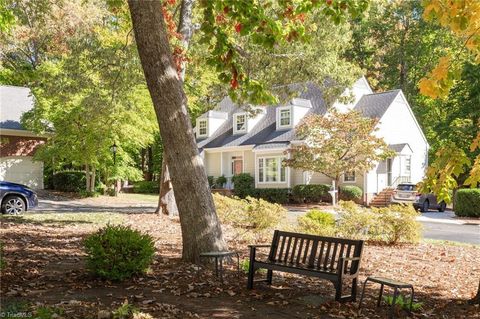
[247,230,364,302]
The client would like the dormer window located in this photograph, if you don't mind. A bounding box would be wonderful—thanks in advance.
[198,119,208,137]
[277,106,292,129]
[234,113,247,134]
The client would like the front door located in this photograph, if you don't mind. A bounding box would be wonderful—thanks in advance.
[231,156,243,175]
[387,158,392,186]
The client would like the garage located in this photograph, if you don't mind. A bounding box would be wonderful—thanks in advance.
[0,156,44,189]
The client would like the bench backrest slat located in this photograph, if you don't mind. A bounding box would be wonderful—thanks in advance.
[268,230,363,273]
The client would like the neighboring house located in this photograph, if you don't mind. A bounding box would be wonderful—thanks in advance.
[0,85,45,189]
[196,77,429,205]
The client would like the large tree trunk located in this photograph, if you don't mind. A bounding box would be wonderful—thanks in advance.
[128,0,227,262]
[156,0,196,216]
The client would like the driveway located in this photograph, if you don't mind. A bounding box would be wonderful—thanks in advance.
[36,193,158,213]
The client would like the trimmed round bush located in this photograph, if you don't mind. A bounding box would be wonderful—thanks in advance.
[84,224,155,281]
[232,173,254,198]
[52,171,86,192]
[339,185,363,201]
[292,184,330,203]
[133,181,159,194]
[455,188,480,217]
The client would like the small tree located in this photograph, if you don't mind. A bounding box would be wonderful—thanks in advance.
[285,110,393,202]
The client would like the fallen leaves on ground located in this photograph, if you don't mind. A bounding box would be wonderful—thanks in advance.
[0,213,479,318]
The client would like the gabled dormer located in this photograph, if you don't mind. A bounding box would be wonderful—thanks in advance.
[333,76,373,113]
[276,98,312,130]
[196,110,228,138]
[232,108,266,135]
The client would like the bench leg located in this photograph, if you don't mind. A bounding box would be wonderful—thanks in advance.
[335,281,343,302]
[358,278,369,314]
[408,286,414,315]
[351,278,358,302]
[377,283,384,307]
[266,270,273,285]
[247,261,255,289]
[390,288,399,319]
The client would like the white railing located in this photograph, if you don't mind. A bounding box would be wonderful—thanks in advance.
[390,175,411,188]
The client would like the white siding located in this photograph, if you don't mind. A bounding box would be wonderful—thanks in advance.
[368,93,429,193]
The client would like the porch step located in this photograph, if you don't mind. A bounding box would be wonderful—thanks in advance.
[369,188,395,207]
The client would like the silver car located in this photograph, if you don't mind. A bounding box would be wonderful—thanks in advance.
[391,183,446,212]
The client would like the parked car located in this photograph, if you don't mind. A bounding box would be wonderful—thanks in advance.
[0,181,38,214]
[391,183,446,212]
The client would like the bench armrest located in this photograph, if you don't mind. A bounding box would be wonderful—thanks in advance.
[248,245,271,262]
[338,257,362,277]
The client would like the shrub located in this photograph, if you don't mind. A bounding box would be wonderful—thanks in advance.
[133,181,159,194]
[339,185,363,201]
[244,196,287,231]
[336,201,378,240]
[292,184,330,203]
[372,205,421,244]
[84,224,155,281]
[232,173,254,197]
[455,188,480,217]
[252,188,290,204]
[336,201,421,244]
[52,171,86,192]
[213,193,287,239]
[207,176,215,188]
[216,175,227,188]
[298,210,336,236]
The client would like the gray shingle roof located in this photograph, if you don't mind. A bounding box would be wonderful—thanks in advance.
[198,84,400,150]
[354,90,400,119]
[197,82,327,149]
[389,143,412,153]
[0,85,34,130]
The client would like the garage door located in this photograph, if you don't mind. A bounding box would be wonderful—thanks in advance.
[0,156,44,189]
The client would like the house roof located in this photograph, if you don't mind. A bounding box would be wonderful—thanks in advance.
[389,143,413,154]
[197,82,327,149]
[354,90,400,119]
[198,84,403,150]
[0,85,34,130]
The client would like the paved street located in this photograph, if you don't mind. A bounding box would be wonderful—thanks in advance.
[422,221,480,244]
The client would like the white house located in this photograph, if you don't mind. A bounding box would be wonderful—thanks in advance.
[196,77,429,204]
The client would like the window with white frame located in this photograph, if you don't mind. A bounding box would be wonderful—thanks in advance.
[198,119,207,137]
[279,109,291,127]
[343,171,356,182]
[404,156,411,175]
[233,113,247,134]
[258,157,286,183]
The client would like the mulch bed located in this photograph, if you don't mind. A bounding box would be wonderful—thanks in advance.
[1,213,479,318]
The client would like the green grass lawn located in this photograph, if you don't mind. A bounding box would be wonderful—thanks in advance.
[118,193,159,203]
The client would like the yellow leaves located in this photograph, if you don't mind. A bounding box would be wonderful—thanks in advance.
[419,55,458,99]
[421,0,480,98]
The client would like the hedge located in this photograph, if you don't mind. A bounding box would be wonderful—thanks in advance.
[252,188,290,204]
[455,189,480,217]
[292,184,331,203]
[133,181,159,194]
[339,185,363,201]
[52,171,87,192]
